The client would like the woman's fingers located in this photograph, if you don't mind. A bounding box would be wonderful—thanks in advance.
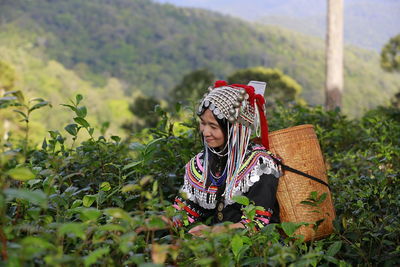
[188,224,211,236]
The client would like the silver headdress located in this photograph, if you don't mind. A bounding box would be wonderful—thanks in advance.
[196,80,271,203]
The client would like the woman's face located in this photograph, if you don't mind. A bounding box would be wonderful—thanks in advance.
[200,109,225,149]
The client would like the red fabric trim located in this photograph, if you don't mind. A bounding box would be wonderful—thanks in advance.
[175,198,200,218]
[214,80,228,87]
[211,81,270,149]
[255,94,269,150]
[256,209,272,217]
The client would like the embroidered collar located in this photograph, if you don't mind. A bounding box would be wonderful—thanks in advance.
[181,143,280,209]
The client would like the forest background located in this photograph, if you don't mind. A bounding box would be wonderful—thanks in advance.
[0,0,399,266]
[1,0,400,142]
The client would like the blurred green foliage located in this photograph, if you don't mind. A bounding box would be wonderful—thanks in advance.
[0,0,399,117]
[171,69,215,105]
[0,60,16,92]
[228,66,302,104]
[0,91,399,266]
[381,34,400,72]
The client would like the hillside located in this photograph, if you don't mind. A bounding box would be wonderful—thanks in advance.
[155,0,400,51]
[0,0,399,118]
[0,26,132,142]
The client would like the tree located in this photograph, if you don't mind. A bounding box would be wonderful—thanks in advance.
[122,93,161,133]
[325,0,344,110]
[380,34,400,108]
[171,69,215,104]
[381,34,400,72]
[227,67,302,105]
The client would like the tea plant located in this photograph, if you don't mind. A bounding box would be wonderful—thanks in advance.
[0,94,399,266]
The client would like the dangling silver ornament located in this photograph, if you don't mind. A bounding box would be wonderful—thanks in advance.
[233,101,240,108]
[228,116,235,123]
[237,95,244,102]
[229,108,236,115]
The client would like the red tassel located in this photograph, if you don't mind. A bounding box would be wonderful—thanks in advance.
[214,80,228,88]
[212,81,269,150]
[255,94,269,150]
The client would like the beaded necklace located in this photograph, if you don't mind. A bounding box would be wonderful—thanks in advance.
[208,166,227,186]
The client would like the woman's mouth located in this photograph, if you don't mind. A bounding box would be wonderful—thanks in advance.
[205,138,215,143]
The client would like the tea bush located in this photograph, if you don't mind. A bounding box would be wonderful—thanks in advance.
[0,93,399,266]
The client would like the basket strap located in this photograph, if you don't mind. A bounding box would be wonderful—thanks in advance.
[273,159,331,190]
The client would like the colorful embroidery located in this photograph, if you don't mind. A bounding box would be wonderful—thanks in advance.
[173,197,203,226]
[181,144,281,209]
[241,208,274,230]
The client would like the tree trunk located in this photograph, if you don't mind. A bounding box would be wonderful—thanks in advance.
[325,0,343,110]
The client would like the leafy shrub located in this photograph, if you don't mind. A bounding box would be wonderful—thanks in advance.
[0,94,399,266]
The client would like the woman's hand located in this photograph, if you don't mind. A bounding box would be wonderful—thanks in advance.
[189,222,245,237]
[188,224,211,237]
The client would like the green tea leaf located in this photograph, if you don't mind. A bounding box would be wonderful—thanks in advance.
[76,207,102,221]
[232,195,249,206]
[123,161,142,170]
[71,199,83,209]
[13,110,27,119]
[60,104,77,112]
[111,136,121,143]
[29,101,50,112]
[104,208,131,221]
[74,117,90,128]
[21,236,56,257]
[281,222,300,237]
[7,167,35,181]
[42,137,47,149]
[76,94,83,105]
[5,188,47,208]
[64,124,78,136]
[326,241,342,257]
[76,106,87,118]
[310,191,318,201]
[121,184,141,193]
[231,234,243,257]
[48,130,61,139]
[83,195,97,207]
[88,127,94,135]
[100,182,111,192]
[148,216,166,229]
[58,222,86,240]
[317,192,328,204]
[84,247,110,267]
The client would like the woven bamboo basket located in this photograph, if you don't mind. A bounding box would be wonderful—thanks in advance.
[269,124,335,241]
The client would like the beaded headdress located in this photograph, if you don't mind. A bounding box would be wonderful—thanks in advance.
[197,80,271,203]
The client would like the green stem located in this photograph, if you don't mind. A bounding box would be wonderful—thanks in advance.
[0,227,8,261]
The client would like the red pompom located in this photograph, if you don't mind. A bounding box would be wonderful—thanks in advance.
[214,80,228,88]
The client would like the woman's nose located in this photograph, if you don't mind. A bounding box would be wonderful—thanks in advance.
[202,127,211,137]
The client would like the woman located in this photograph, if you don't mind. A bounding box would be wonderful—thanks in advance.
[173,80,281,236]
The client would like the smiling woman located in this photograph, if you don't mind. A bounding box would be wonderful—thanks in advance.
[199,109,225,149]
[173,80,281,235]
